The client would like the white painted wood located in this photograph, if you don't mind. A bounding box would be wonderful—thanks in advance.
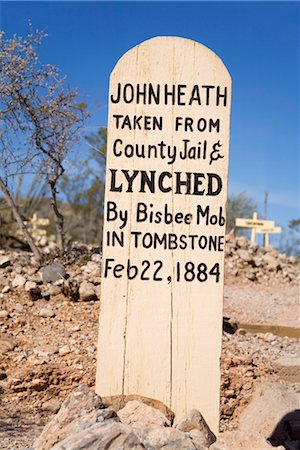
[235,213,281,246]
[235,213,275,229]
[96,37,231,434]
[255,226,282,234]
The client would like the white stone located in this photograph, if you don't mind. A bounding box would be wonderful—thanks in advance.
[1,285,10,293]
[136,427,196,449]
[0,334,16,353]
[82,261,101,276]
[0,310,9,319]
[25,280,37,291]
[12,275,26,288]
[79,280,97,301]
[91,253,102,263]
[39,308,56,318]
[14,303,24,313]
[59,345,71,356]
[46,285,61,296]
[118,400,170,429]
[176,409,216,447]
[52,422,143,450]
[42,398,61,414]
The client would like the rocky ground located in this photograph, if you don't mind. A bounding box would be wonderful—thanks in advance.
[0,237,299,449]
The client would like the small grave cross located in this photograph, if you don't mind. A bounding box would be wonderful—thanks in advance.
[235,212,281,247]
[28,213,50,237]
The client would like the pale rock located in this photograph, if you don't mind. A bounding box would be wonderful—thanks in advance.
[25,280,37,292]
[236,236,248,248]
[14,264,23,274]
[253,256,263,267]
[210,432,277,450]
[225,229,236,243]
[91,253,102,263]
[262,254,280,270]
[1,284,10,293]
[39,236,48,247]
[79,280,98,302]
[136,427,196,449]
[52,422,143,450]
[0,275,8,286]
[249,242,259,252]
[0,310,9,320]
[0,333,17,353]
[0,256,11,268]
[38,344,59,356]
[262,332,277,343]
[210,381,300,450]
[12,274,26,288]
[29,273,43,284]
[34,385,107,450]
[46,284,61,296]
[118,400,171,429]
[238,381,299,438]
[189,429,213,449]
[27,266,37,276]
[95,284,101,299]
[40,263,66,283]
[42,398,61,414]
[89,275,101,285]
[59,345,71,356]
[236,249,253,263]
[246,271,256,281]
[82,261,101,276]
[102,394,175,423]
[225,246,232,257]
[41,291,51,301]
[176,409,216,448]
[14,303,24,313]
[31,378,48,391]
[39,308,56,318]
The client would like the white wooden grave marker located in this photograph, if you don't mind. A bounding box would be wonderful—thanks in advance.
[17,213,50,239]
[235,212,281,246]
[96,37,231,434]
[29,213,50,236]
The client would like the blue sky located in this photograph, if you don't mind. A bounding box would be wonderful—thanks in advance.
[1,1,299,247]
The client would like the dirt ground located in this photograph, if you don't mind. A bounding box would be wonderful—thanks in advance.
[0,274,299,449]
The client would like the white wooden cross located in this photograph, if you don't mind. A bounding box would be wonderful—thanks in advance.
[235,212,281,246]
[28,213,50,237]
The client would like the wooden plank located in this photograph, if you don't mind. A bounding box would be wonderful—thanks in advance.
[235,218,275,228]
[96,36,231,434]
[256,226,282,234]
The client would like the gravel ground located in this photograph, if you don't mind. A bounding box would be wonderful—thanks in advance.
[224,281,300,328]
[0,265,299,449]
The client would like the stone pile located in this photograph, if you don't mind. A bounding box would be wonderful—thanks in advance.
[224,234,299,283]
[0,243,102,305]
[0,240,299,448]
[33,383,299,450]
[32,384,216,449]
[0,236,298,306]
